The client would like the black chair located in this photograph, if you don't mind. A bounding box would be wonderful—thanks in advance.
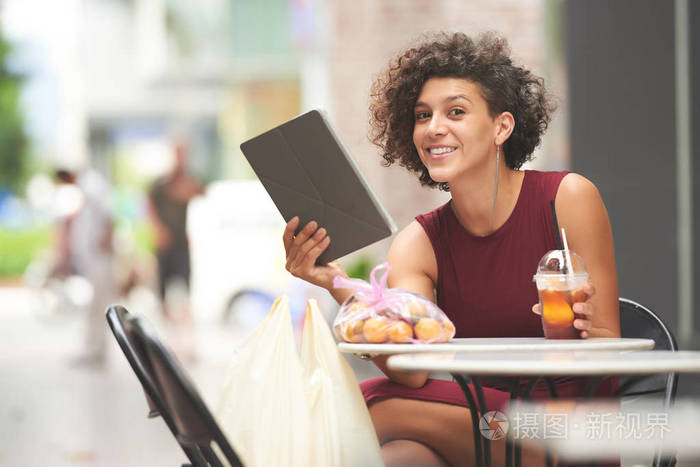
[106,305,244,467]
[618,297,678,467]
[618,298,678,403]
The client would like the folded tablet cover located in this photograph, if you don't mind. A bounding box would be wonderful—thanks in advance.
[240,109,397,264]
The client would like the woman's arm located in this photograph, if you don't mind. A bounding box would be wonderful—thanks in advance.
[371,220,438,388]
[283,216,439,386]
[555,173,620,338]
[282,217,352,305]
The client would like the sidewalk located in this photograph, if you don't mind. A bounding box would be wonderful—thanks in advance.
[4,283,700,466]
[0,285,382,466]
[0,286,218,466]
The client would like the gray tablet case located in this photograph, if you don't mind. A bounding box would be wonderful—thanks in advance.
[240,109,396,264]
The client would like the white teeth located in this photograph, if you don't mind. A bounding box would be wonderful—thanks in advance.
[429,147,456,155]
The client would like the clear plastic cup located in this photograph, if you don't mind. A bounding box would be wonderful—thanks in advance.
[533,250,589,339]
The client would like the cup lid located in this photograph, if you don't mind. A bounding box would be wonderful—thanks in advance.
[534,249,588,277]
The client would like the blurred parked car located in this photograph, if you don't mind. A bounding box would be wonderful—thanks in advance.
[187,180,334,332]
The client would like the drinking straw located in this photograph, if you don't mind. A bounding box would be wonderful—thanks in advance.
[550,200,563,249]
[560,228,575,277]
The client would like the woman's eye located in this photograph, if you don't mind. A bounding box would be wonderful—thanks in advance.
[449,108,465,117]
[415,111,431,120]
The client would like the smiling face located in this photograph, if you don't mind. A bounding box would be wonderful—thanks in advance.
[412,77,501,185]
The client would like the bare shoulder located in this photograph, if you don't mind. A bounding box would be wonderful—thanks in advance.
[555,172,610,230]
[391,220,433,249]
[386,220,437,300]
[557,173,601,204]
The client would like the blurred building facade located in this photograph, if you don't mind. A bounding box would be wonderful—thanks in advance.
[323,0,565,235]
[2,0,566,318]
[3,0,564,213]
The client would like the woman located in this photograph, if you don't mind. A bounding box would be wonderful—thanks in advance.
[283,32,619,466]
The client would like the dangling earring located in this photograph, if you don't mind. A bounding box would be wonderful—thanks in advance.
[489,145,500,230]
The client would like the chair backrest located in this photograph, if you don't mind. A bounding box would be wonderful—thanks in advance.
[106,305,243,467]
[618,298,679,406]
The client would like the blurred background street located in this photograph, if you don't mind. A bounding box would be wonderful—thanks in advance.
[1,0,699,465]
[0,284,383,466]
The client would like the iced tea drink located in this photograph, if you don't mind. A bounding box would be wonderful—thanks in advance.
[533,250,589,339]
[537,285,589,338]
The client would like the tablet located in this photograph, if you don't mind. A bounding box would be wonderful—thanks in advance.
[240,109,397,264]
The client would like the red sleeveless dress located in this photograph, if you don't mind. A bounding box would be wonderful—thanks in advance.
[360,170,617,410]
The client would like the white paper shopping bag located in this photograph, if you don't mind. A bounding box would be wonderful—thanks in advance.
[217,295,311,467]
[301,299,384,467]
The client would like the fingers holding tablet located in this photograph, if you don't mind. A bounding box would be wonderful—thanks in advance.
[282,217,352,302]
[298,226,327,260]
[282,216,300,253]
[284,218,331,282]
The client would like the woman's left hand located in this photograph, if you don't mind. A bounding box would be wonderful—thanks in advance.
[531,282,597,339]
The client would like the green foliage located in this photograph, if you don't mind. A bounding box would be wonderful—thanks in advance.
[345,255,374,281]
[0,227,50,278]
[123,219,156,255]
[0,33,30,194]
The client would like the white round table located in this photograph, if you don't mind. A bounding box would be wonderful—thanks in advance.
[339,337,655,360]
[341,338,654,467]
[387,350,700,375]
[386,349,700,467]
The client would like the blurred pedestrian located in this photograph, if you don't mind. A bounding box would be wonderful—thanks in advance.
[147,141,203,323]
[54,166,116,367]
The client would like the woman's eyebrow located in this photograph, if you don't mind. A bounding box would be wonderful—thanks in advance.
[414,94,472,108]
[444,94,471,104]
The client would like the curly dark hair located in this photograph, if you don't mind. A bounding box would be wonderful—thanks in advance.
[369,31,556,191]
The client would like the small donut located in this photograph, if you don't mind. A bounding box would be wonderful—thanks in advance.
[342,320,365,343]
[363,317,389,343]
[389,321,413,343]
[347,301,370,315]
[414,318,441,341]
[441,321,456,341]
[408,300,428,318]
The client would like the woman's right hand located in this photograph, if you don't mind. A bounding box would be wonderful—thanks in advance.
[283,217,349,292]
